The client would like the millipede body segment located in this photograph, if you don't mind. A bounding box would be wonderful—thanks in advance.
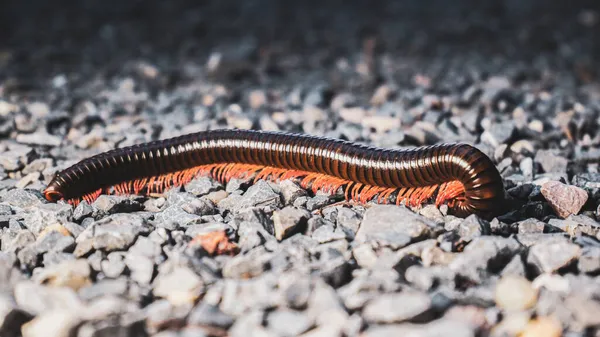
[43,129,507,219]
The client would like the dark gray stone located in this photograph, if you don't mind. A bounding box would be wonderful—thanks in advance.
[336,207,362,234]
[237,220,275,252]
[153,206,202,230]
[236,180,282,212]
[185,176,222,196]
[273,206,310,241]
[0,294,32,337]
[92,195,142,215]
[279,180,308,205]
[306,195,333,211]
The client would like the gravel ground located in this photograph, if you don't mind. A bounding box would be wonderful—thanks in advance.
[1,1,600,336]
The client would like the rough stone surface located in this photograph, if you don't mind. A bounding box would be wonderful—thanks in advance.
[540,181,588,219]
[1,3,599,335]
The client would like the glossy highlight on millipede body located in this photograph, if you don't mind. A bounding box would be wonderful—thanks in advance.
[43,129,506,219]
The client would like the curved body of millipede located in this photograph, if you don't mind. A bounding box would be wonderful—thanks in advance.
[43,129,506,219]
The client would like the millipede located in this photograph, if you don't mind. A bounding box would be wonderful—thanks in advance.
[43,129,507,219]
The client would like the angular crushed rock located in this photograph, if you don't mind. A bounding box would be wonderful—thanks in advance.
[1,2,599,335]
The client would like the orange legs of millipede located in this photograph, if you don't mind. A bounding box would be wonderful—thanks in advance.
[68,162,467,212]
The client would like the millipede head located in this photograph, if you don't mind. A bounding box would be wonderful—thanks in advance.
[43,184,65,202]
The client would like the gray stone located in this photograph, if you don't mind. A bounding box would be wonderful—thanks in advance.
[188,302,234,328]
[318,255,352,288]
[35,231,75,254]
[405,265,448,291]
[76,214,148,252]
[2,229,35,252]
[236,180,282,212]
[564,295,600,328]
[279,273,311,309]
[100,252,127,278]
[355,205,434,247]
[500,254,527,277]
[578,247,600,274]
[336,207,362,234]
[42,252,75,267]
[306,195,333,211]
[312,224,347,243]
[22,158,53,175]
[145,300,192,334]
[14,281,84,315]
[222,246,273,279]
[273,206,310,241]
[17,246,39,269]
[267,309,313,337]
[279,180,308,205]
[535,149,568,174]
[361,318,476,337]
[125,253,154,285]
[0,147,31,171]
[185,176,222,196]
[363,291,432,323]
[572,173,600,190]
[1,189,42,208]
[547,215,600,237]
[153,205,202,230]
[153,266,204,305]
[456,214,491,241]
[21,203,72,234]
[527,237,582,274]
[236,220,275,252]
[338,271,401,311]
[449,237,522,283]
[517,218,546,234]
[485,120,515,146]
[92,195,142,215]
[78,278,129,301]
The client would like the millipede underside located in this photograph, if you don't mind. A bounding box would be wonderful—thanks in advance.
[70,163,467,210]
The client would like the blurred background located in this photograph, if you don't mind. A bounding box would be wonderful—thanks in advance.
[1,0,599,82]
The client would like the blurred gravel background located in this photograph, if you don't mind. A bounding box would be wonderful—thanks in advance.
[1,0,600,336]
